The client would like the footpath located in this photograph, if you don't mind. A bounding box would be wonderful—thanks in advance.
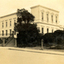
[7,47,64,56]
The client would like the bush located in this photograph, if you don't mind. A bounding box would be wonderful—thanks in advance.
[43,33,55,46]
[43,30,64,49]
[17,23,42,47]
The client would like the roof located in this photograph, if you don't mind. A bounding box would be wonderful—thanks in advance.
[31,5,59,13]
[0,12,17,18]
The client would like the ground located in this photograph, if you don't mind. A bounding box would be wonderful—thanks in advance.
[0,47,64,64]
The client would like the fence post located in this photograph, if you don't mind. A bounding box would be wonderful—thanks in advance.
[41,39,43,50]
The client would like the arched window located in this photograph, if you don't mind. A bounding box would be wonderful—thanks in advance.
[56,16,57,23]
[2,22,4,28]
[6,22,7,27]
[42,12,43,20]
[47,14,49,22]
[51,15,53,23]
[2,30,4,36]
[10,21,11,26]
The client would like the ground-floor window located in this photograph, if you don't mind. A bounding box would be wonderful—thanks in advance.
[47,28,49,33]
[6,30,8,36]
[52,29,53,33]
[10,29,12,35]
[2,30,4,36]
[42,28,44,35]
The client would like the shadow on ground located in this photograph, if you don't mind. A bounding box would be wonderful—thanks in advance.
[8,48,64,56]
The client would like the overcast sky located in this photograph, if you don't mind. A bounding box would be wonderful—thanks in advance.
[0,0,64,25]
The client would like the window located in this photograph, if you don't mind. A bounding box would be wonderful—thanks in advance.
[6,22,7,27]
[42,28,44,35]
[56,16,57,23]
[2,30,4,36]
[14,20,16,23]
[47,14,49,22]
[37,27,40,32]
[47,28,49,33]
[10,21,11,26]
[51,15,53,23]
[6,30,8,36]
[2,22,4,28]
[42,12,43,20]
[52,29,53,33]
[10,29,12,35]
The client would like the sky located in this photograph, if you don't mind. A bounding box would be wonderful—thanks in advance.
[0,0,64,25]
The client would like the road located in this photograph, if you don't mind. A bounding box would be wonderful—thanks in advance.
[0,47,64,64]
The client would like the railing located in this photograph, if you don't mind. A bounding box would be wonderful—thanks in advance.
[0,33,14,38]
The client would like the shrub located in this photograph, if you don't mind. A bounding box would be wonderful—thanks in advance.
[17,23,42,47]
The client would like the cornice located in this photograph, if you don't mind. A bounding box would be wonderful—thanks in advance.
[0,12,17,18]
[31,5,59,13]
[35,22,63,28]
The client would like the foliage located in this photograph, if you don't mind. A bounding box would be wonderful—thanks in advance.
[43,30,64,49]
[17,23,41,47]
[43,33,55,46]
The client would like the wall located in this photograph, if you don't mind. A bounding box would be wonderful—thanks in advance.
[0,13,17,38]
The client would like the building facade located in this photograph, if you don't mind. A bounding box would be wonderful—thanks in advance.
[0,13,17,38]
[0,5,63,38]
[31,5,63,34]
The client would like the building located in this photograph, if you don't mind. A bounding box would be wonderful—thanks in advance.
[31,5,63,34]
[0,5,63,38]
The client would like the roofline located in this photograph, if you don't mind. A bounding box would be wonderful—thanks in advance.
[31,5,59,13]
[0,12,17,18]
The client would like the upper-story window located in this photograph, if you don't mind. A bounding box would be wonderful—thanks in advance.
[6,22,7,27]
[10,21,11,26]
[42,12,43,20]
[2,30,4,36]
[14,19,16,23]
[51,15,53,23]
[2,22,4,28]
[47,14,49,22]
[56,16,57,23]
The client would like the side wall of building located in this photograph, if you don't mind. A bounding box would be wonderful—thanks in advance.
[31,5,63,34]
[0,13,17,38]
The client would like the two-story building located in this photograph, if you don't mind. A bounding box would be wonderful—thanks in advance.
[0,5,63,38]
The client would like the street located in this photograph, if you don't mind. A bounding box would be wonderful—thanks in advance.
[0,47,64,64]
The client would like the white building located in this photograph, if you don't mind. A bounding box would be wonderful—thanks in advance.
[31,5,63,34]
[0,5,63,38]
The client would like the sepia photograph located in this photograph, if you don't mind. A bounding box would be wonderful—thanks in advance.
[0,0,64,64]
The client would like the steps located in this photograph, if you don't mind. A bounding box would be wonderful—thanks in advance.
[6,38,15,47]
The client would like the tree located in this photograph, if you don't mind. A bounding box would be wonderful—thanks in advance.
[15,9,41,47]
[17,9,35,24]
[17,23,41,47]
